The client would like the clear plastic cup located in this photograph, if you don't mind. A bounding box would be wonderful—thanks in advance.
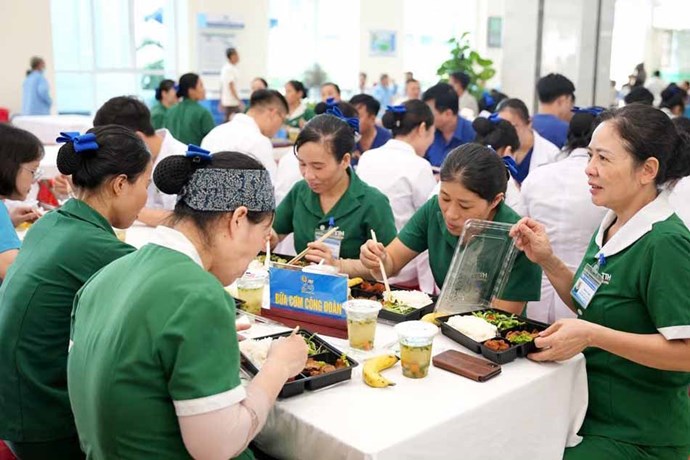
[394,321,438,379]
[236,271,268,315]
[342,299,381,351]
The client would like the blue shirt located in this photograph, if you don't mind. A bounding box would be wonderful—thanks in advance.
[22,71,52,115]
[513,148,533,184]
[372,85,397,116]
[425,116,476,168]
[354,126,392,167]
[0,201,20,254]
[532,114,568,149]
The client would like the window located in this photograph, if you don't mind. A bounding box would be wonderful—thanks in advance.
[51,0,177,114]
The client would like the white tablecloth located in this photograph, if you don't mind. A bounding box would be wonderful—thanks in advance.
[13,115,93,145]
[250,324,588,460]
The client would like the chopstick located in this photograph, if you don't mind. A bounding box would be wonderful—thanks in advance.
[287,226,340,265]
[290,325,300,336]
[370,229,391,294]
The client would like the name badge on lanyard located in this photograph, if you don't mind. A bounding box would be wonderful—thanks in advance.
[315,217,345,259]
[571,254,606,310]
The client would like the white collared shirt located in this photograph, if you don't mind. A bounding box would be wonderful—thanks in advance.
[220,62,240,107]
[357,139,437,231]
[200,114,277,182]
[149,225,204,268]
[148,129,187,210]
[668,177,690,229]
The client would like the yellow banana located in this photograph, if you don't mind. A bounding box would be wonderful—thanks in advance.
[363,354,399,388]
[348,277,364,288]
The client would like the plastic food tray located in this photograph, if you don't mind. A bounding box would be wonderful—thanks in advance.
[350,281,437,323]
[437,309,549,364]
[240,329,358,398]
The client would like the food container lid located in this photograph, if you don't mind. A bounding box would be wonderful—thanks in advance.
[342,299,382,317]
[302,264,340,275]
[435,219,519,315]
[394,320,438,343]
[241,270,269,282]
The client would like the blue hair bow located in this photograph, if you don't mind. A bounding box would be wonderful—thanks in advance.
[386,105,407,114]
[502,156,519,180]
[488,112,502,124]
[185,144,212,163]
[56,131,99,153]
[482,91,496,107]
[571,106,605,116]
[325,98,360,133]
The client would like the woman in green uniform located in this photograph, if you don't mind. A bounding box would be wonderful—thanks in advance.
[150,79,177,130]
[284,80,315,129]
[271,102,398,276]
[67,150,308,459]
[0,125,152,460]
[511,104,690,459]
[164,73,215,145]
[361,143,542,314]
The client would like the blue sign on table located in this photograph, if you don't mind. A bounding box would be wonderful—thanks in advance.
[269,267,348,320]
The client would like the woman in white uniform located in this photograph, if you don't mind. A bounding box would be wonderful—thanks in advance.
[519,107,609,323]
[496,98,562,183]
[356,101,437,287]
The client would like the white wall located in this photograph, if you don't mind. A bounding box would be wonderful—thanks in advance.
[359,0,405,89]
[182,0,270,98]
[501,0,540,105]
[0,0,55,115]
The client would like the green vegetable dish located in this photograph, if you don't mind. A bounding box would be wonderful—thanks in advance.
[382,300,416,315]
[471,310,525,330]
[304,333,326,356]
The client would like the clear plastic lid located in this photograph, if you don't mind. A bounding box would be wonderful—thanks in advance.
[434,219,518,314]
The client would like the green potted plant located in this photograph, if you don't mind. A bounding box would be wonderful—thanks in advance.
[437,32,496,100]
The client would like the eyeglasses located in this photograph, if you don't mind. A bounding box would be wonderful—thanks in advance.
[21,165,44,182]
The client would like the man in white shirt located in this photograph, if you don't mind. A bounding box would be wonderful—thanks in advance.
[645,70,667,107]
[201,89,288,182]
[220,48,243,121]
[90,96,187,226]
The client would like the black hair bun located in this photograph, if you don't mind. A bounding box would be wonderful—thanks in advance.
[56,142,84,175]
[472,117,494,136]
[154,155,197,195]
[381,111,397,130]
[314,102,328,115]
[569,112,594,138]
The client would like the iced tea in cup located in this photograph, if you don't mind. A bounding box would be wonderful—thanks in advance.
[395,321,438,378]
[343,299,381,351]
[237,271,268,315]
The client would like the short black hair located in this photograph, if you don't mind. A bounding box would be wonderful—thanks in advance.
[56,125,151,190]
[226,48,238,59]
[93,96,156,137]
[536,73,575,103]
[287,80,308,99]
[450,71,471,90]
[422,83,459,115]
[0,124,44,197]
[155,79,176,101]
[250,89,288,114]
[252,77,268,89]
[177,73,200,98]
[382,99,434,137]
[472,117,520,152]
[156,151,273,245]
[321,82,341,95]
[497,98,531,124]
[349,94,380,117]
[440,143,508,201]
[660,84,687,112]
[653,70,661,78]
[624,86,654,106]
[296,112,356,162]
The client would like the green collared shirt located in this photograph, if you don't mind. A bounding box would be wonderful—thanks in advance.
[0,199,134,442]
[398,196,542,301]
[150,101,168,130]
[163,98,215,145]
[273,169,397,259]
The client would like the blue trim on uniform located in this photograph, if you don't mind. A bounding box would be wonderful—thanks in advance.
[532,113,568,149]
[424,116,476,168]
